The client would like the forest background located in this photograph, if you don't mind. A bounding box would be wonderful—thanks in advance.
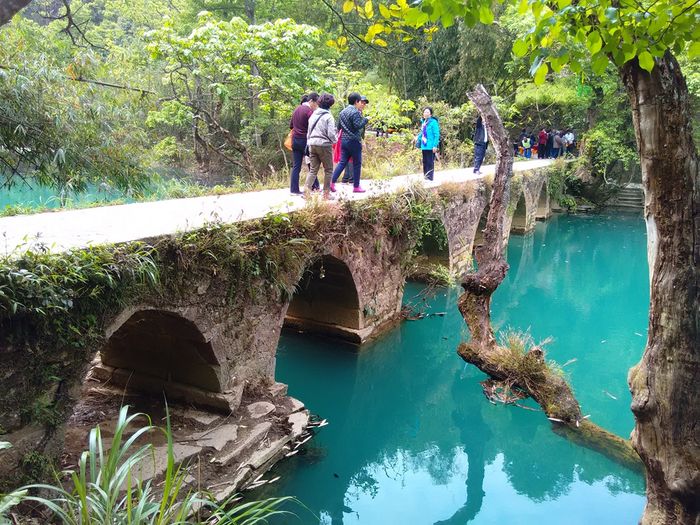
[0,0,698,211]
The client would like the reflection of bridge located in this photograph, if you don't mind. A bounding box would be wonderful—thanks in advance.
[0,160,554,485]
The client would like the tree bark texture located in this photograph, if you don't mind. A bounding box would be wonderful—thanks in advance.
[622,52,700,525]
[0,0,32,26]
[460,84,513,351]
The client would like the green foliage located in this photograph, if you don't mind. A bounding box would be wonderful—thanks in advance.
[0,18,152,194]
[145,13,333,177]
[579,123,638,183]
[360,83,416,131]
[439,5,533,102]
[0,243,159,346]
[1,406,298,524]
[414,217,449,255]
[422,264,455,286]
[19,451,54,485]
[511,77,590,130]
[513,0,699,80]
[546,159,578,208]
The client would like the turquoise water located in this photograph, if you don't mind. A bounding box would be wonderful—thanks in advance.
[268,212,648,524]
[0,183,130,211]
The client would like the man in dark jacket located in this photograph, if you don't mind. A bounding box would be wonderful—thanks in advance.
[289,92,319,194]
[473,116,488,175]
[331,93,369,193]
[545,129,555,158]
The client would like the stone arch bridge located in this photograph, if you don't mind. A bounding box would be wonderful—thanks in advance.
[0,162,554,488]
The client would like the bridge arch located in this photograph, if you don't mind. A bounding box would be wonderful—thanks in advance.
[411,218,451,278]
[536,182,551,220]
[437,185,488,277]
[100,308,223,391]
[92,306,239,411]
[510,192,528,234]
[284,254,365,342]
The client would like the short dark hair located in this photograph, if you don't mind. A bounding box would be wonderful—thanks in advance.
[318,93,335,110]
[423,106,433,116]
[307,92,319,102]
[300,95,309,103]
[348,92,361,105]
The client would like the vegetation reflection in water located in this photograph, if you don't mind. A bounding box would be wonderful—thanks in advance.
[265,212,647,524]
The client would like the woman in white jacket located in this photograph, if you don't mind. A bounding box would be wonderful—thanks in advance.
[305,93,338,199]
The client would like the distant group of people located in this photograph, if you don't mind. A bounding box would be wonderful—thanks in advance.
[517,128,576,159]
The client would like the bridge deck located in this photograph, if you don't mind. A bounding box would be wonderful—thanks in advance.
[0,159,554,255]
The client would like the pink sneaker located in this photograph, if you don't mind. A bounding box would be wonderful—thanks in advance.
[330,183,336,192]
[353,186,366,193]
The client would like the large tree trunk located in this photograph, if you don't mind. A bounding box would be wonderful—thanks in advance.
[622,52,700,524]
[0,0,32,26]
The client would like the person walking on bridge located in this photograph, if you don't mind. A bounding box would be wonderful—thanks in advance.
[552,130,563,159]
[417,107,440,181]
[538,128,548,159]
[289,92,319,195]
[472,115,488,175]
[331,93,369,193]
[305,94,337,200]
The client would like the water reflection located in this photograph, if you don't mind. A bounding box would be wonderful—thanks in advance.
[267,213,647,524]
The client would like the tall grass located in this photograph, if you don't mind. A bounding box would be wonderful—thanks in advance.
[0,406,297,524]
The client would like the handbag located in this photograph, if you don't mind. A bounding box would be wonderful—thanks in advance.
[304,113,323,157]
[284,130,293,151]
[333,129,343,163]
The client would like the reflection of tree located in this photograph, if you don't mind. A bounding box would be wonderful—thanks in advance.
[434,368,492,525]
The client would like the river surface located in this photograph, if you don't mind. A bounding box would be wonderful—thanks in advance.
[267,212,648,524]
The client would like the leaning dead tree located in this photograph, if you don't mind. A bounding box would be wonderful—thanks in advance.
[458,84,642,473]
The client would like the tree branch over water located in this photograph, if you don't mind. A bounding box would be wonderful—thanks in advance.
[457,84,642,473]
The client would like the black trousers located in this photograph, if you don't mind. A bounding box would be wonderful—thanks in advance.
[290,136,318,192]
[422,149,435,180]
[474,142,487,172]
[332,139,363,187]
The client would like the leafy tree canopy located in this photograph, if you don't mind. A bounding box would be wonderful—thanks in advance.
[339,0,699,81]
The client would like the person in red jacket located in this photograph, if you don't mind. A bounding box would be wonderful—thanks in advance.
[538,128,548,159]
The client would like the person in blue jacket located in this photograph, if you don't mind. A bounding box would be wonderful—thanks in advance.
[417,107,440,181]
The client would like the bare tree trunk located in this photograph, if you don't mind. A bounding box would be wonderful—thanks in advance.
[622,51,700,525]
[245,0,262,149]
[459,84,513,352]
[0,0,32,26]
[457,85,642,473]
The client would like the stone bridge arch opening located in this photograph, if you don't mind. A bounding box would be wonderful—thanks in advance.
[511,192,528,233]
[285,255,362,342]
[536,184,551,220]
[410,217,451,279]
[90,309,235,412]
